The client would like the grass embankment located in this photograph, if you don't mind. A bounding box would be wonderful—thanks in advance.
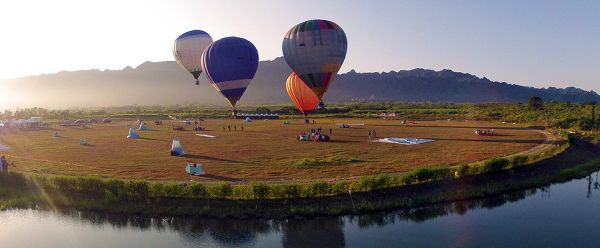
[0,133,578,218]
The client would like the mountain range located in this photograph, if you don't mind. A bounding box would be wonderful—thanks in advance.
[3,57,598,108]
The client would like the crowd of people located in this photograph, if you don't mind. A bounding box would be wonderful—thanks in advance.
[297,127,331,142]
[475,129,496,136]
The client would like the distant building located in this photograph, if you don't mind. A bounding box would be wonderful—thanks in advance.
[235,113,280,120]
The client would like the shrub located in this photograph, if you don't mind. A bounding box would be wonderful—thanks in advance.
[273,184,300,198]
[75,176,105,193]
[127,180,149,197]
[149,183,164,197]
[251,183,270,199]
[511,155,529,168]
[209,182,232,199]
[304,181,329,197]
[482,158,510,173]
[105,178,126,196]
[52,176,78,192]
[188,182,207,198]
[428,166,452,181]
[357,174,392,191]
[452,164,470,177]
[329,181,349,194]
[162,182,186,198]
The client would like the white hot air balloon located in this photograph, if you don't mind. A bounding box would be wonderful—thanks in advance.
[173,30,213,85]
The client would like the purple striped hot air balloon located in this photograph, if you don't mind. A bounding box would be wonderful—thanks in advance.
[201,37,259,113]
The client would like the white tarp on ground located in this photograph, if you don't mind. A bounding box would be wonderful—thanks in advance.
[127,128,139,139]
[0,143,9,151]
[195,134,216,138]
[171,139,185,156]
[374,137,434,145]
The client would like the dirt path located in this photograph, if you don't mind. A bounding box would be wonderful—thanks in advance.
[512,130,563,156]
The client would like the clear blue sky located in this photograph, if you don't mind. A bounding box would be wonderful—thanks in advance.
[1,0,598,91]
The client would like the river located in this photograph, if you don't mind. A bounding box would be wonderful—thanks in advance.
[1,171,599,248]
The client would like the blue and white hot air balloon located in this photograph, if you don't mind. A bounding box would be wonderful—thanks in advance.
[173,30,213,85]
[201,37,259,110]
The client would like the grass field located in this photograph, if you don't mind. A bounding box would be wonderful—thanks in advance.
[0,118,546,182]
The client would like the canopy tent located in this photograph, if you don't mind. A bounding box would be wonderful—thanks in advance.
[127,128,139,139]
[171,139,185,156]
[79,139,88,145]
[138,122,150,131]
[244,117,252,122]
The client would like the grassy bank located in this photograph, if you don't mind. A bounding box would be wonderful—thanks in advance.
[0,134,587,218]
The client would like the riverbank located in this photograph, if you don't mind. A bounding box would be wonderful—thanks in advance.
[1,134,597,218]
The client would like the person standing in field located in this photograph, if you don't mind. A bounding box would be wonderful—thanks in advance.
[234,125,237,131]
[228,125,231,131]
[241,125,244,132]
[329,128,332,135]
[1,156,8,174]
[368,130,372,139]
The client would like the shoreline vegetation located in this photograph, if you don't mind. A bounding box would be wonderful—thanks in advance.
[2,131,595,218]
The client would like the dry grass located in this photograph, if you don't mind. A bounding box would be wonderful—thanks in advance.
[0,118,545,182]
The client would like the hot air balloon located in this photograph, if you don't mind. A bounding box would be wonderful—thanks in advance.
[173,30,213,85]
[286,72,320,116]
[201,37,259,114]
[282,19,348,102]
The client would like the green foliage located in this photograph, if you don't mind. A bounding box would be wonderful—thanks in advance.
[482,158,511,172]
[209,182,232,199]
[511,155,529,168]
[189,182,207,198]
[251,183,270,199]
[126,180,149,197]
[528,96,544,110]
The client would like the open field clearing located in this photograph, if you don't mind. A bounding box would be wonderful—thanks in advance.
[0,118,546,182]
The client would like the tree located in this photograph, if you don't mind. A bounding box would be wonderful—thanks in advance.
[528,96,544,110]
[587,101,597,132]
[255,107,271,113]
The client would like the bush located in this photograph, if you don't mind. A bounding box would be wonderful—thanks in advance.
[357,174,392,191]
[251,183,270,199]
[272,184,300,198]
[149,183,164,197]
[329,181,349,194]
[189,182,207,198]
[162,182,187,198]
[304,181,329,197]
[210,182,232,198]
[482,158,510,173]
[52,176,78,192]
[452,164,470,177]
[105,178,126,196]
[511,155,529,168]
[75,176,105,193]
[127,180,149,197]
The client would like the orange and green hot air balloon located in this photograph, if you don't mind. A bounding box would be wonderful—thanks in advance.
[286,72,320,116]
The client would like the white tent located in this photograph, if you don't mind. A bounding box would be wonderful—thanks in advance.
[127,128,139,139]
[171,139,185,156]
[138,122,149,131]
[244,117,252,122]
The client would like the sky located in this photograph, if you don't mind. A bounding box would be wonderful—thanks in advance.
[0,0,598,92]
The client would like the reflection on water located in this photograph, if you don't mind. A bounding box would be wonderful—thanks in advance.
[1,171,599,248]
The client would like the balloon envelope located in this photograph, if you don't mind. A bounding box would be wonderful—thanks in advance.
[286,72,320,116]
[282,19,347,99]
[201,37,259,108]
[173,30,213,82]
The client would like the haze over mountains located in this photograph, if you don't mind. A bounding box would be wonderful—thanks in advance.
[3,57,598,109]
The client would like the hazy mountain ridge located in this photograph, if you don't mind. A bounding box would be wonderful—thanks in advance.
[4,57,598,108]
